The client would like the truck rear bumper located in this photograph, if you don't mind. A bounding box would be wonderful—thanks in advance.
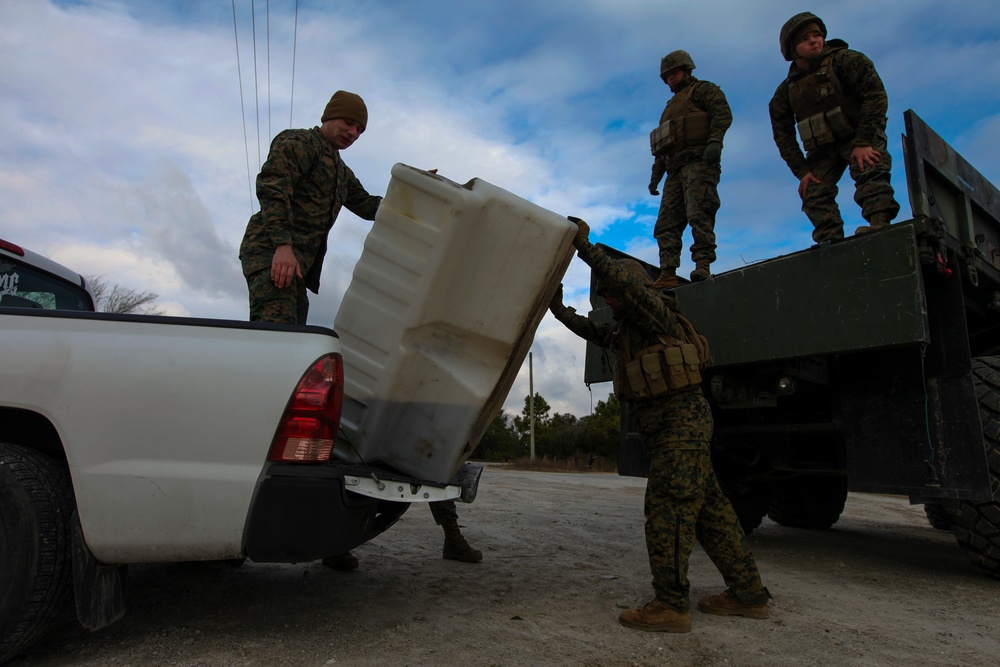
[244,463,410,563]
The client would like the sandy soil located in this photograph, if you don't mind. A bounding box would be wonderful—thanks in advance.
[11,466,1000,667]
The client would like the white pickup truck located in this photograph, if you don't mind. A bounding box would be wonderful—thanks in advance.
[0,166,574,664]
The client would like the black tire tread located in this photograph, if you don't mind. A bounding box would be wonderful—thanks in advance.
[0,443,74,664]
[943,356,1000,578]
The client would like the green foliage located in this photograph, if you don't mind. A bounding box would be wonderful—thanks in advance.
[475,391,622,468]
[474,411,523,461]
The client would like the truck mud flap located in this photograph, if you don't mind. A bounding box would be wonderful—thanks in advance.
[71,510,127,630]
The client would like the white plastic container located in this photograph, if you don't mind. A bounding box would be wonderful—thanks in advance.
[334,164,576,483]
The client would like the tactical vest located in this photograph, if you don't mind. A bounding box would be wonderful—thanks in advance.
[612,313,712,401]
[649,81,710,156]
[787,48,860,152]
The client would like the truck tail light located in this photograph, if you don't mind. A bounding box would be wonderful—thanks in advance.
[269,353,344,462]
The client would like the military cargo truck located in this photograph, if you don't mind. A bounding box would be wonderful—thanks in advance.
[586,110,1000,578]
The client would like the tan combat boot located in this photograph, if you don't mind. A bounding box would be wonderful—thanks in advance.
[322,552,359,571]
[442,520,482,563]
[618,599,692,632]
[697,589,769,619]
[650,268,679,290]
[854,212,891,236]
[690,259,712,282]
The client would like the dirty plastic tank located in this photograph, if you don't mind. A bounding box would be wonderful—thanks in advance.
[333,164,575,483]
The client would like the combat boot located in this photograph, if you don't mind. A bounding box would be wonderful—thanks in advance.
[618,599,691,632]
[690,259,712,282]
[442,520,482,563]
[854,212,891,236]
[697,589,769,619]
[650,268,679,290]
[322,551,359,571]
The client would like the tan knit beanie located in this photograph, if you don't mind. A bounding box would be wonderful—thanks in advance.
[321,90,368,129]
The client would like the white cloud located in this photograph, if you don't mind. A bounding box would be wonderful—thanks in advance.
[2,0,999,419]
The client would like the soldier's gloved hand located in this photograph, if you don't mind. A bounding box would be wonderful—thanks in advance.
[648,181,660,196]
[703,140,722,165]
[567,216,590,249]
[549,284,564,310]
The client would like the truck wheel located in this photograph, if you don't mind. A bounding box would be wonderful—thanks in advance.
[943,357,1000,578]
[724,486,771,536]
[0,443,74,664]
[923,503,951,530]
[767,475,848,529]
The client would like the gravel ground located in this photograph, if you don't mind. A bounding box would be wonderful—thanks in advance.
[10,466,1000,667]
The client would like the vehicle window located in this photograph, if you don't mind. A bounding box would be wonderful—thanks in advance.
[0,257,93,311]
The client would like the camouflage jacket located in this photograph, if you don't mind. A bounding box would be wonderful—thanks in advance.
[549,241,709,444]
[239,127,382,293]
[651,77,732,181]
[768,40,890,179]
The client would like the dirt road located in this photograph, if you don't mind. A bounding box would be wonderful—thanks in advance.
[12,467,1000,666]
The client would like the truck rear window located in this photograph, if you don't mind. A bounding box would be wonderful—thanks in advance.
[0,257,93,311]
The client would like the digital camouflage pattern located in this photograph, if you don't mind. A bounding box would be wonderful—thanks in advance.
[769,42,899,242]
[549,240,766,610]
[651,78,732,176]
[429,499,458,524]
[654,161,721,270]
[645,445,768,610]
[650,78,730,269]
[245,267,308,324]
[239,126,382,319]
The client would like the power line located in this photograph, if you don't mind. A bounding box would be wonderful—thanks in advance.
[290,0,298,128]
[231,0,254,213]
[251,0,260,172]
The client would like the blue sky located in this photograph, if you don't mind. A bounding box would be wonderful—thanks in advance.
[2,0,999,418]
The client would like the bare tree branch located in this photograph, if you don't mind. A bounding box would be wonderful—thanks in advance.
[85,275,164,315]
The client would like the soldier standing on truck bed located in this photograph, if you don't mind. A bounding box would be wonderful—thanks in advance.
[549,217,769,632]
[237,90,480,570]
[768,12,900,243]
[648,50,732,289]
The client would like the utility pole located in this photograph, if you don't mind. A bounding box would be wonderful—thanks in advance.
[529,352,535,460]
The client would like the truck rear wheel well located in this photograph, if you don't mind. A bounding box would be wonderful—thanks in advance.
[0,408,68,466]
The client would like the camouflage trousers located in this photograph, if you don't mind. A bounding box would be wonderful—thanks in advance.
[429,499,458,525]
[644,446,767,612]
[654,161,721,270]
[802,131,900,243]
[245,268,309,324]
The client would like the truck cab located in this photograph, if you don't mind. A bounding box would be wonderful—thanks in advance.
[0,238,95,312]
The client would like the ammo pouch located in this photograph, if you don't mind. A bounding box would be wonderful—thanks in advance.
[650,111,710,156]
[796,105,854,152]
[650,120,674,156]
[620,342,703,400]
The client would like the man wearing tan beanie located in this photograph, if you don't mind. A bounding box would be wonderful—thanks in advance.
[239,90,483,573]
[239,90,381,324]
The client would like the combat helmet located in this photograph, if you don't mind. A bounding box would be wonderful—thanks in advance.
[596,259,653,295]
[780,12,827,61]
[660,50,696,83]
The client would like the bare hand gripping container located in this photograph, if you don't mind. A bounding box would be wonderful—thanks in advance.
[334,164,576,483]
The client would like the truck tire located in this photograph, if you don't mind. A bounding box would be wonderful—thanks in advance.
[943,357,1000,578]
[724,486,771,536]
[767,475,848,529]
[0,443,74,665]
[923,503,951,530]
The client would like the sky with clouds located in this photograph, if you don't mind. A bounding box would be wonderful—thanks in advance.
[3,0,1000,420]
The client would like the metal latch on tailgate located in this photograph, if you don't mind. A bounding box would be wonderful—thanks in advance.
[344,462,483,504]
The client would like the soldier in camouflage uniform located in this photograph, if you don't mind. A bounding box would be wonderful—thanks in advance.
[239,90,382,324]
[648,51,732,289]
[238,91,481,570]
[769,12,900,243]
[549,217,768,632]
